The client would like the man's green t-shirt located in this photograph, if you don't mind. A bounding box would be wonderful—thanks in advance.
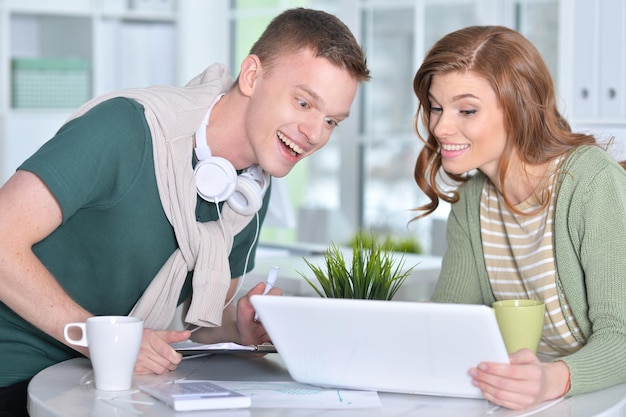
[0,97,269,386]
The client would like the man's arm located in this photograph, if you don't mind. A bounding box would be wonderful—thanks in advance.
[0,170,91,356]
[0,170,189,374]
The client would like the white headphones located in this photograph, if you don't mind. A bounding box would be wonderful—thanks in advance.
[194,111,268,215]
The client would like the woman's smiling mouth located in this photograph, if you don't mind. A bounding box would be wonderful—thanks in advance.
[440,143,470,152]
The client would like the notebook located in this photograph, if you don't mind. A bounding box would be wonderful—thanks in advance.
[250,295,509,398]
[171,340,277,356]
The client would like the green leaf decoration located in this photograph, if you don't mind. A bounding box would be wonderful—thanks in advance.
[298,233,418,300]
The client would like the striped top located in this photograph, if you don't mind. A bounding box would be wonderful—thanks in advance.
[480,165,585,356]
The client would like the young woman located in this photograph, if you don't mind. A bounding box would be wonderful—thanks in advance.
[412,25,626,410]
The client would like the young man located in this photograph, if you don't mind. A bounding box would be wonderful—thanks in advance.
[0,8,370,416]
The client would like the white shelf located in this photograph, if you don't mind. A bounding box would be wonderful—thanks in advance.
[0,0,180,184]
[99,10,177,22]
[1,0,179,108]
[0,0,233,185]
[4,0,92,15]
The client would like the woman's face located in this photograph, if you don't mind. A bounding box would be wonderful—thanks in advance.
[427,71,507,182]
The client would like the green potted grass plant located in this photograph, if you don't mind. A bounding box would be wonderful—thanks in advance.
[299,233,417,300]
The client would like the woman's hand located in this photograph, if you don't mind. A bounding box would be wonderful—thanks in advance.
[134,329,191,375]
[469,349,570,410]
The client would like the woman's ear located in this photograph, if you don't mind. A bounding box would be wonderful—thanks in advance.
[238,54,262,97]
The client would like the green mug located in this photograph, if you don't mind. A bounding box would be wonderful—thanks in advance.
[492,299,545,355]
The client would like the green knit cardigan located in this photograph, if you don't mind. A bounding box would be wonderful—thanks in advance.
[431,145,626,396]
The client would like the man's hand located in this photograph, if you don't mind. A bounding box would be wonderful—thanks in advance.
[134,329,191,375]
[236,282,282,346]
[187,279,282,347]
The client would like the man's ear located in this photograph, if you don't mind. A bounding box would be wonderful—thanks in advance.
[238,54,262,97]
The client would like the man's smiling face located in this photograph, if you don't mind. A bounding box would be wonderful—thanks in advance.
[241,48,359,178]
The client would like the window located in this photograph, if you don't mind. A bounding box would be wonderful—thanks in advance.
[229,0,559,253]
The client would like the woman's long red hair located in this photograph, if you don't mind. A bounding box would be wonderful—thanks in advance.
[411,26,598,220]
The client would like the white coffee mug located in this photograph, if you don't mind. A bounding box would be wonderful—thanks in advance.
[64,316,143,391]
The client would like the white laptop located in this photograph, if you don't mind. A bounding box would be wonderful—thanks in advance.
[250,295,509,398]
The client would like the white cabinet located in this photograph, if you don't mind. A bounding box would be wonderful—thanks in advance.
[563,0,626,127]
[0,0,178,183]
[570,0,625,122]
[595,0,624,121]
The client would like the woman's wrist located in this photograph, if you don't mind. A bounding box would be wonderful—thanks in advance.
[544,360,571,400]
[559,361,571,397]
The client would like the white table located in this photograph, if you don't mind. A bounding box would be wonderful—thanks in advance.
[28,354,626,417]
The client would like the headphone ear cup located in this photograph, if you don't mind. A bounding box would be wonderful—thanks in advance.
[194,156,237,203]
[227,174,264,215]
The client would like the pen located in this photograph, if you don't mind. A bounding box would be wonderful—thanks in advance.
[262,266,279,295]
[254,266,279,320]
